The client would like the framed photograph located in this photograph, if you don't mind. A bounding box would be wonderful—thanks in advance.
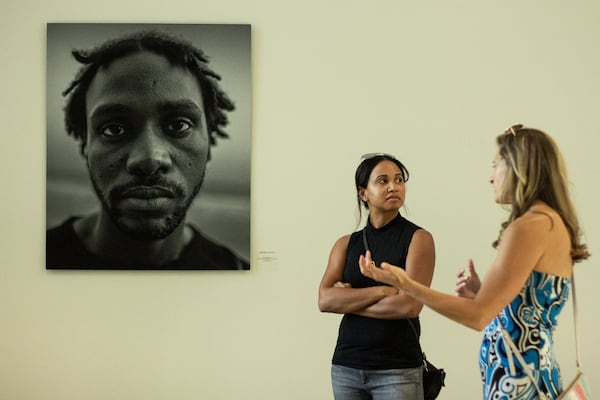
[46,23,252,270]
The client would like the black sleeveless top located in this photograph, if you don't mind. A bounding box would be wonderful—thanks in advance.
[332,213,423,369]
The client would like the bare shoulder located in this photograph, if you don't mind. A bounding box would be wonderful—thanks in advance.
[407,229,435,258]
[328,234,352,258]
[498,212,551,254]
[502,204,571,276]
[333,234,351,249]
[413,228,434,243]
[509,204,564,236]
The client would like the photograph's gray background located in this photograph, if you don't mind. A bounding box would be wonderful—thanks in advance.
[1,1,599,399]
[47,23,251,261]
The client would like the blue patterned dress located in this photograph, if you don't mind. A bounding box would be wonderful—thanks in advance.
[479,271,571,400]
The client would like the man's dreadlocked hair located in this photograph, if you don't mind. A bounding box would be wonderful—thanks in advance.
[62,30,235,155]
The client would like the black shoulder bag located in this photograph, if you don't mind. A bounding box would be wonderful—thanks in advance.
[407,319,446,400]
[362,228,446,400]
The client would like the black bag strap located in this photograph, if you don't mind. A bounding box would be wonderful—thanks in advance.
[361,227,369,253]
[407,318,428,368]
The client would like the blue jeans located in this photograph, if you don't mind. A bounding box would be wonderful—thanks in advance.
[331,364,424,400]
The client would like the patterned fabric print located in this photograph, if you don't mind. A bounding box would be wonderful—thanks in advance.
[479,271,570,400]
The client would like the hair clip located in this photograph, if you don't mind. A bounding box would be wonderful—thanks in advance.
[506,124,524,136]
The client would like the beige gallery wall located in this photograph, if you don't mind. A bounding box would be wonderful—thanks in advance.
[1,1,598,399]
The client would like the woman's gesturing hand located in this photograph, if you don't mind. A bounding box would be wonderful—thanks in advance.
[359,250,410,290]
[455,259,481,299]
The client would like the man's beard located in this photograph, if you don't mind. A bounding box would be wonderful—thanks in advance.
[89,172,204,242]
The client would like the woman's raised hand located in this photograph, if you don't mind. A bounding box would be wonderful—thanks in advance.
[359,250,409,289]
[455,259,481,299]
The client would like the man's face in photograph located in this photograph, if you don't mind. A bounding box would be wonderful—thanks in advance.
[83,50,210,240]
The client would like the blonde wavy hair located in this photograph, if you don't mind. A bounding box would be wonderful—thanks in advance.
[493,124,590,263]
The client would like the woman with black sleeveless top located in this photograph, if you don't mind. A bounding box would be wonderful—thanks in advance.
[319,153,436,400]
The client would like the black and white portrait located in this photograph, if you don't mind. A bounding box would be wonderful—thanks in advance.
[46,23,251,270]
